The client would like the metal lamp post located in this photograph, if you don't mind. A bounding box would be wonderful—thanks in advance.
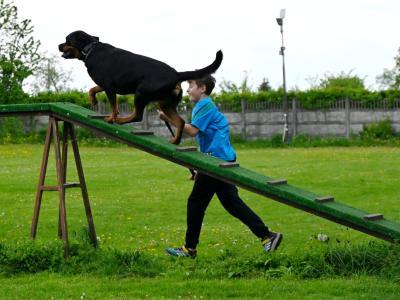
[276,9,289,143]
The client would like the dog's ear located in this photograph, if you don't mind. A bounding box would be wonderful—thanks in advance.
[93,36,100,42]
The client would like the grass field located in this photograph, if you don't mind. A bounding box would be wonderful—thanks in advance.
[0,144,400,299]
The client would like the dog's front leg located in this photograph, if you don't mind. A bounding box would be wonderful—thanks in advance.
[115,93,145,124]
[88,85,104,106]
[104,91,118,123]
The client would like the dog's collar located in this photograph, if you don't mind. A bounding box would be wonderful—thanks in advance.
[81,42,98,61]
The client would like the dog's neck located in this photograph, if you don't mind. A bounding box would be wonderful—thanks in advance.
[81,42,98,61]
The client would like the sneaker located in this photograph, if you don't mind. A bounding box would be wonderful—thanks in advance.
[262,232,283,252]
[165,245,197,258]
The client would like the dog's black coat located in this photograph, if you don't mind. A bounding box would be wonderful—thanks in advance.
[59,30,222,113]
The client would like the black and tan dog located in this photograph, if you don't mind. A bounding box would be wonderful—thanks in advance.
[58,30,223,144]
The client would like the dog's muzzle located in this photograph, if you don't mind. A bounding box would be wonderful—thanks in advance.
[58,43,73,58]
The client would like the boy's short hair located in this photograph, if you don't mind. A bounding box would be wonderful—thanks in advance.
[191,75,216,95]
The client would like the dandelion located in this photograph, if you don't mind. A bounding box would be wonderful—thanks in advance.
[317,233,329,242]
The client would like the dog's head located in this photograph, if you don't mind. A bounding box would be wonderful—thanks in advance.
[58,30,99,60]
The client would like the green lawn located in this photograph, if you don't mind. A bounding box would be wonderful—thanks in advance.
[0,274,399,299]
[0,144,399,299]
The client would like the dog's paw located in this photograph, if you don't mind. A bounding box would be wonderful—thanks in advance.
[114,116,128,124]
[115,114,141,124]
[104,115,116,123]
[169,137,181,145]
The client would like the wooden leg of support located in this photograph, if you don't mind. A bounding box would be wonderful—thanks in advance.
[31,118,53,239]
[31,117,97,258]
[69,123,98,247]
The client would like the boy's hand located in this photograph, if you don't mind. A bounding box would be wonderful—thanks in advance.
[189,170,198,181]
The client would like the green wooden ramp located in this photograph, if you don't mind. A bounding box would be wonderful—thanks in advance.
[1,102,400,242]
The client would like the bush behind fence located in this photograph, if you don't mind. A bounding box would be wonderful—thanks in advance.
[1,98,400,141]
[89,98,400,139]
[92,98,400,113]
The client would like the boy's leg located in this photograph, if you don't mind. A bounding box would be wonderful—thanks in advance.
[185,173,217,249]
[215,180,271,239]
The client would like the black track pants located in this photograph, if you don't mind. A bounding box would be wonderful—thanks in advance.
[185,173,270,249]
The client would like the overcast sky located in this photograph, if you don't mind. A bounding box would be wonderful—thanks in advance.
[13,0,400,92]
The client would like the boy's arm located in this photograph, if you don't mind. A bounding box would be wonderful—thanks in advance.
[183,123,199,137]
[159,111,199,137]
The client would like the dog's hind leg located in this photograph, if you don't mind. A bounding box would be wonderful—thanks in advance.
[104,91,118,123]
[159,105,185,145]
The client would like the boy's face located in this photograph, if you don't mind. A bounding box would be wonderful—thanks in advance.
[187,80,207,103]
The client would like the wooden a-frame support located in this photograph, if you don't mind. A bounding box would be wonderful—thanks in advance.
[31,116,97,257]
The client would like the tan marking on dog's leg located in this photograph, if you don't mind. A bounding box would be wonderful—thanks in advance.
[88,85,104,106]
[114,113,137,124]
[162,107,185,145]
[104,92,118,123]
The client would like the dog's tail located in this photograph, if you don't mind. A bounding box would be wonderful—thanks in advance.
[177,50,223,81]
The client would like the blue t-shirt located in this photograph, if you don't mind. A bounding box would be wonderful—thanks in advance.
[190,97,236,161]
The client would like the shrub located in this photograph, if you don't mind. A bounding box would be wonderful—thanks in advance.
[212,89,400,110]
[0,117,25,143]
[31,90,90,107]
[360,119,396,140]
[30,90,134,107]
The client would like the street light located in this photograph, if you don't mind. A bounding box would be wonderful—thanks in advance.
[276,9,289,143]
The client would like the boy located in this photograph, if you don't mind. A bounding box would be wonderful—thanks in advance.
[159,75,282,257]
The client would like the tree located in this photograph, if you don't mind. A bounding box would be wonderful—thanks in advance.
[0,0,41,103]
[258,77,272,92]
[219,79,240,93]
[376,47,400,90]
[319,71,366,90]
[30,53,72,93]
[219,72,252,94]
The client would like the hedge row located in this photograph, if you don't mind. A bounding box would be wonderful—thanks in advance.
[214,88,400,108]
[5,88,400,109]
[30,90,134,108]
